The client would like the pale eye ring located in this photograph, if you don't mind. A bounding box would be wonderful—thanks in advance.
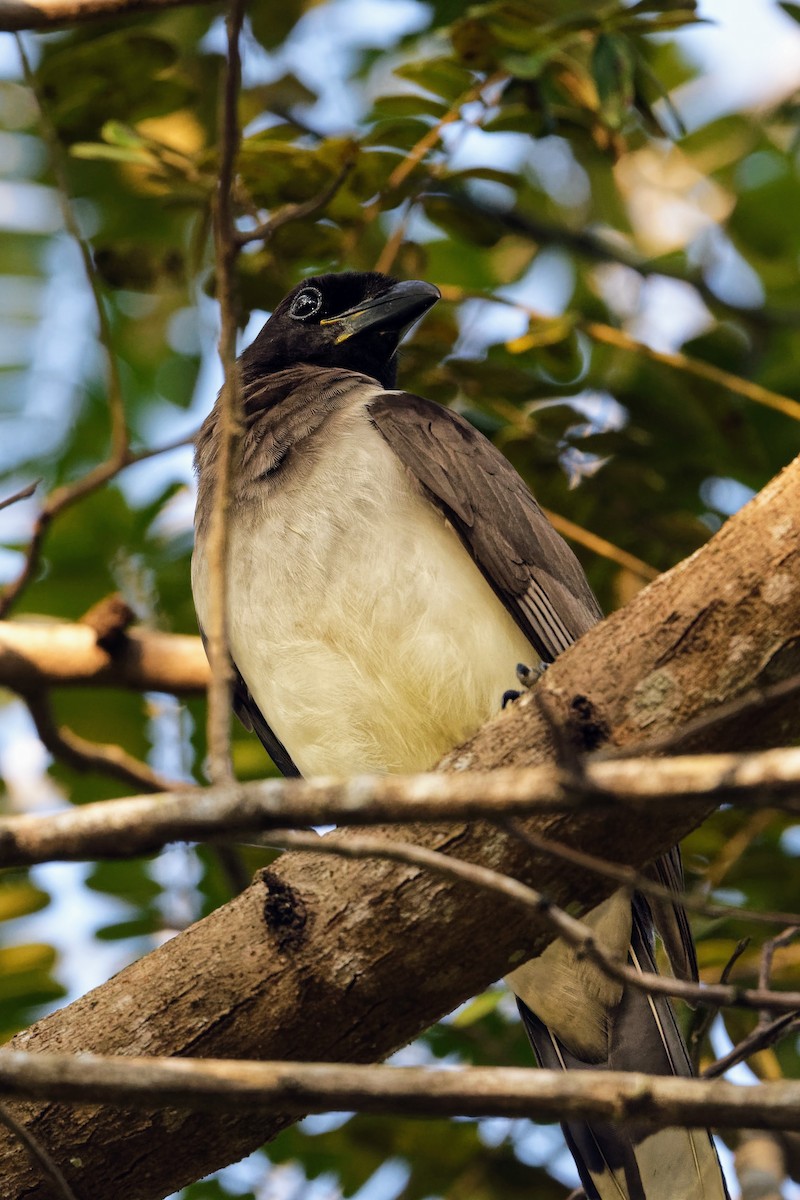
[289,287,323,321]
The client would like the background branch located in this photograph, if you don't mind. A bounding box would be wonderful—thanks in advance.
[0,0,217,30]
[0,620,207,694]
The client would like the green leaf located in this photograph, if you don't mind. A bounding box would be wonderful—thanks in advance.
[592,34,635,129]
[393,57,476,102]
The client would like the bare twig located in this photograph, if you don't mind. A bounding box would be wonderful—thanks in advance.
[540,506,659,583]
[386,71,507,194]
[0,1053,799,1131]
[0,481,39,513]
[690,937,751,1068]
[254,828,800,1014]
[498,819,800,929]
[759,927,800,1006]
[0,429,198,620]
[0,1102,78,1200]
[3,746,800,868]
[441,191,800,330]
[703,1012,800,1080]
[235,160,355,248]
[702,927,800,1078]
[23,689,187,793]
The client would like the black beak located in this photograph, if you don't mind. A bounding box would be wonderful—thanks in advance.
[321,279,441,344]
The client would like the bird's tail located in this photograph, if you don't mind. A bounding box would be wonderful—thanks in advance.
[515,899,729,1200]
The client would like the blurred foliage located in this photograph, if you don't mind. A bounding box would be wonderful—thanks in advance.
[1,0,800,1196]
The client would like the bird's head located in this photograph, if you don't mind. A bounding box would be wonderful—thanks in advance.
[240,271,441,389]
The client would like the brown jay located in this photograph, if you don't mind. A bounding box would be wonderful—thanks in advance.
[192,271,728,1200]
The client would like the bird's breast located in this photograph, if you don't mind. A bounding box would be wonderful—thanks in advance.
[193,403,534,776]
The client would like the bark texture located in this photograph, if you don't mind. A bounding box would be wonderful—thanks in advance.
[0,454,798,1199]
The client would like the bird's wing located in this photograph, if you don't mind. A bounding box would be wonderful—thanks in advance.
[231,665,300,778]
[518,900,728,1200]
[367,392,603,662]
[197,624,300,777]
[370,392,724,1196]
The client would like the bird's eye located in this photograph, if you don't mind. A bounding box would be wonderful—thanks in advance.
[289,287,323,321]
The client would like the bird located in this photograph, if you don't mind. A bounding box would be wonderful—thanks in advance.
[192,271,729,1200]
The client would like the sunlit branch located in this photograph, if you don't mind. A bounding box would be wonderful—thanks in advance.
[23,689,187,793]
[1,1052,800,1131]
[438,285,800,424]
[2,744,800,872]
[0,620,207,694]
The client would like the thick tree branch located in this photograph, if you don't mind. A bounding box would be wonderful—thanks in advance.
[0,453,797,1199]
[0,621,207,694]
[1,1056,800,1133]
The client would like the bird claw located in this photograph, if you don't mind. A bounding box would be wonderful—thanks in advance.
[516,660,547,688]
[502,662,547,710]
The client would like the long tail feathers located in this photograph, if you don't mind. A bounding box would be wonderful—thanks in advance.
[515,900,729,1200]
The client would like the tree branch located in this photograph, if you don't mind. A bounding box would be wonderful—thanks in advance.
[0,0,216,31]
[22,689,186,793]
[0,452,797,1199]
[0,620,207,694]
[1,746,800,868]
[0,1055,799,1133]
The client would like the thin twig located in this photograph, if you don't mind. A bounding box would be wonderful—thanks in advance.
[441,190,800,330]
[386,71,507,194]
[497,819,800,930]
[690,938,751,1068]
[0,1102,78,1200]
[23,689,188,793]
[541,506,659,582]
[0,481,39,513]
[255,829,800,1014]
[703,1012,800,1080]
[235,160,354,247]
[0,427,189,618]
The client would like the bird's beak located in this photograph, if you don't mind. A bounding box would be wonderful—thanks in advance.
[321,279,441,344]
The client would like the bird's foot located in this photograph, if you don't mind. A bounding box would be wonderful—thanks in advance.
[502,661,547,708]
